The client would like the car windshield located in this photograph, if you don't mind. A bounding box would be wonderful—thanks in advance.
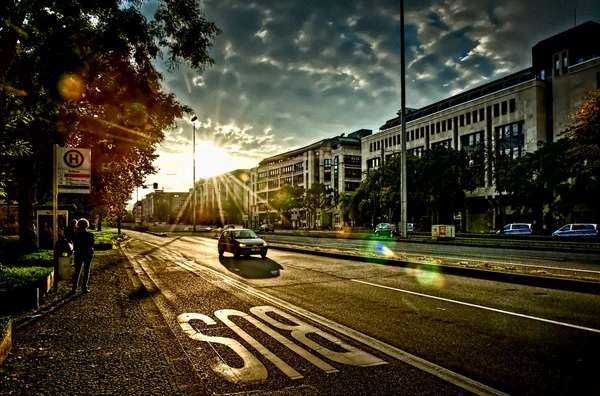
[233,230,257,239]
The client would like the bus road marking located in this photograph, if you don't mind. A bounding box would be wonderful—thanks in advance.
[178,306,386,384]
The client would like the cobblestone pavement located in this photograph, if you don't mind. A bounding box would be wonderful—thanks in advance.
[0,251,182,395]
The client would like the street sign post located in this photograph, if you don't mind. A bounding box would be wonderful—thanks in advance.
[57,147,91,194]
[52,145,91,291]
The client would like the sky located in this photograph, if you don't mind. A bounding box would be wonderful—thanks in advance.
[131,0,600,204]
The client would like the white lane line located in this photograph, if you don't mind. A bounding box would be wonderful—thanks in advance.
[352,279,600,334]
[180,261,507,396]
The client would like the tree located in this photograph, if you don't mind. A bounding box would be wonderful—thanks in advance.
[560,88,600,221]
[420,146,475,224]
[303,183,334,229]
[271,184,304,225]
[0,0,220,250]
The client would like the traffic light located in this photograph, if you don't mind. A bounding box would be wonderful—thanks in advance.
[153,182,158,190]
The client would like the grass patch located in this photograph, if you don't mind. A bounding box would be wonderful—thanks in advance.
[92,229,124,246]
[0,266,53,292]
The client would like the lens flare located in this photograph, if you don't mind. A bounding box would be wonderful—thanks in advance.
[57,74,85,101]
[413,264,445,288]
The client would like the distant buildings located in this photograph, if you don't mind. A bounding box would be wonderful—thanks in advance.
[145,21,600,232]
[134,190,190,224]
[248,129,371,229]
[362,21,600,232]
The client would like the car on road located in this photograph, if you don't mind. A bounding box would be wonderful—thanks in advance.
[258,223,275,233]
[496,223,533,235]
[374,223,398,237]
[552,223,598,237]
[218,228,268,258]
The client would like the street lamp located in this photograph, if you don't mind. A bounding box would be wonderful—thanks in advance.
[191,115,198,232]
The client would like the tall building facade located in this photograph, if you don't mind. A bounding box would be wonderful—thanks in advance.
[362,21,600,233]
[195,169,251,226]
[249,129,372,229]
[137,190,190,224]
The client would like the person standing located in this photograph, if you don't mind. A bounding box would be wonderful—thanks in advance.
[65,219,77,245]
[71,218,95,293]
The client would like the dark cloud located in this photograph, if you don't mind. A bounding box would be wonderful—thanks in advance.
[151,0,600,180]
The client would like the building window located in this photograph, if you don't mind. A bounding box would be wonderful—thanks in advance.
[561,50,568,74]
[493,103,500,117]
[479,108,484,121]
[367,157,381,169]
[324,172,331,182]
[459,114,464,126]
[427,125,431,135]
[441,120,446,132]
[411,130,415,140]
[554,53,560,76]
[406,132,410,142]
[369,143,373,152]
[344,155,361,166]
[472,110,478,123]
[420,127,424,138]
[501,101,507,115]
[385,139,389,148]
[293,162,303,172]
[432,139,452,149]
[495,121,525,159]
[409,146,424,157]
[461,131,485,187]
[448,118,452,130]
[324,159,331,169]
[345,168,362,178]
[393,135,396,146]
[268,180,279,189]
[345,182,360,192]
[293,174,303,185]
[466,112,471,125]
[431,124,435,134]
[509,98,516,113]
[436,121,440,133]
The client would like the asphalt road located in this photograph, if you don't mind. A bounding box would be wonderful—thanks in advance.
[121,230,600,395]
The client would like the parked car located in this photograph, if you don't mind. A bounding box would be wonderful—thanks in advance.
[552,223,598,237]
[258,223,275,233]
[496,223,533,235]
[218,228,268,258]
[374,223,398,237]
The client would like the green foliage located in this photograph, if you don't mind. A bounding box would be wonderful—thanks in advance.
[0,0,220,250]
[271,185,304,214]
[17,251,53,263]
[91,228,124,245]
[0,266,53,291]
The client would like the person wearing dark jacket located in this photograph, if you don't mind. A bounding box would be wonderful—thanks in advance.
[65,219,78,245]
[71,218,95,293]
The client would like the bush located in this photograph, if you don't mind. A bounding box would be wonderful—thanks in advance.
[0,266,53,292]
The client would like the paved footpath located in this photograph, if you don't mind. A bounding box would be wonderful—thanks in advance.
[0,252,182,395]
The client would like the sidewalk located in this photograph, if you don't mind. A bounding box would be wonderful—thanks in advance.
[0,251,181,395]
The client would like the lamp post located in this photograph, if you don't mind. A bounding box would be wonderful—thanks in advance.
[191,116,198,232]
[399,0,408,238]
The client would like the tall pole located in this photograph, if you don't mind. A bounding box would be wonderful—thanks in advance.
[400,0,408,238]
[192,116,197,232]
[52,144,59,292]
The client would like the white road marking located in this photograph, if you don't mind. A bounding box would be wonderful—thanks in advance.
[178,259,507,396]
[251,306,386,367]
[178,312,268,384]
[215,309,317,378]
[352,279,600,334]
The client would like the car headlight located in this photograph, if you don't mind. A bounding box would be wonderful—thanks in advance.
[262,242,268,247]
[238,243,247,247]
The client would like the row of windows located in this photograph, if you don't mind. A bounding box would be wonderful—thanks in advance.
[344,155,361,166]
[369,98,518,148]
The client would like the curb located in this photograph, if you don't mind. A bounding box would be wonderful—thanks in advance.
[269,245,600,295]
[0,318,12,366]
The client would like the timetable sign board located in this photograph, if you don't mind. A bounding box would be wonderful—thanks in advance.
[57,147,91,194]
